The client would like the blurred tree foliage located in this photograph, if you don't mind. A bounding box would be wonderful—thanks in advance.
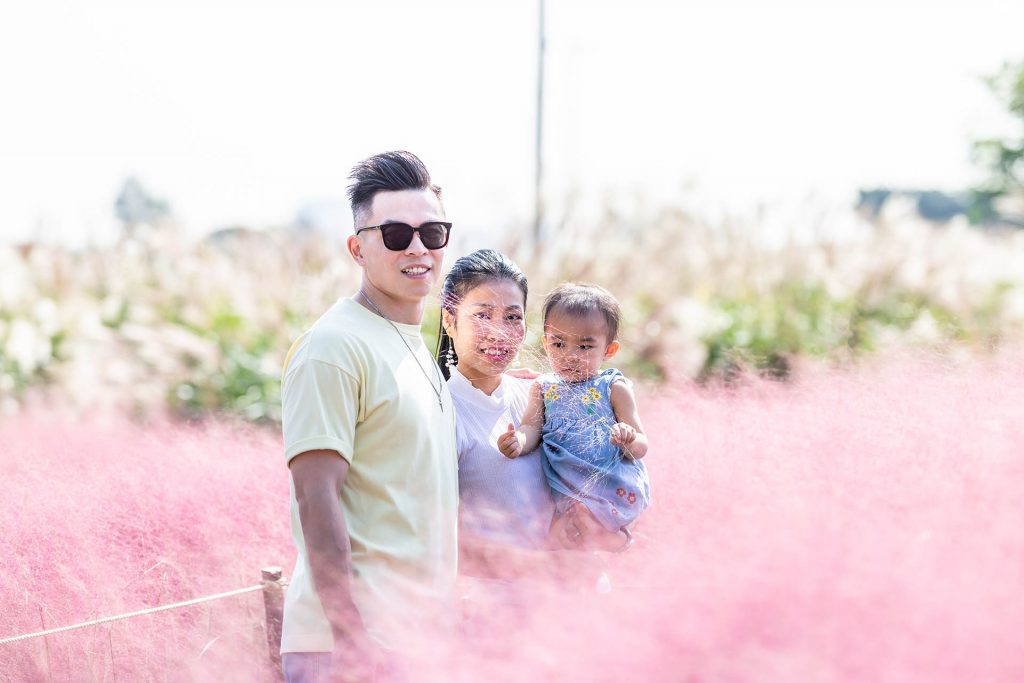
[115,177,172,233]
[698,285,978,383]
[970,60,1024,225]
[167,300,282,424]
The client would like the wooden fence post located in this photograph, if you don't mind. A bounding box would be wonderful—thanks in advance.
[261,566,286,679]
[38,605,53,683]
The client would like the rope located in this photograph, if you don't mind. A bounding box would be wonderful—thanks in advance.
[0,583,266,646]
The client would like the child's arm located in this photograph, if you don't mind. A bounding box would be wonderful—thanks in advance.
[609,377,649,460]
[497,381,544,458]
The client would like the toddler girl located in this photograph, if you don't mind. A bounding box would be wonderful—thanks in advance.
[498,283,650,548]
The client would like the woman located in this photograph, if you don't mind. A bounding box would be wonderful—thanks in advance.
[435,249,627,592]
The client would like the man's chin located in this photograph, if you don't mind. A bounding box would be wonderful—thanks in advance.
[385,280,436,302]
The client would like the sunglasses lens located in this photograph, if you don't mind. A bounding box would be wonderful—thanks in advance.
[418,223,449,249]
[379,223,450,250]
[380,224,415,250]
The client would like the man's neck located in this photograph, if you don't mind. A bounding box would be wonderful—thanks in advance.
[354,286,424,326]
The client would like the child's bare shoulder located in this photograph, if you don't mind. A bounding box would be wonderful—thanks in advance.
[609,372,638,403]
[607,368,634,388]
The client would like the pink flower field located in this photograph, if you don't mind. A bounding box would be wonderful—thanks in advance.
[2,351,1024,682]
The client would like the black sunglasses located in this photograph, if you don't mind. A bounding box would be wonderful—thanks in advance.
[355,221,452,251]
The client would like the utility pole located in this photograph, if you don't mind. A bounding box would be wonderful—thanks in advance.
[533,0,546,245]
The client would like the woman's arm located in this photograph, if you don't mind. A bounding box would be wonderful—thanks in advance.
[460,533,551,579]
[555,501,636,553]
[609,378,649,460]
[459,532,601,583]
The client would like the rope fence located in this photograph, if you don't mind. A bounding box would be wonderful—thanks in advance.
[0,584,262,646]
[0,566,288,676]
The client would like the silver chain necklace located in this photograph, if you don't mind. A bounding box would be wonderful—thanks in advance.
[358,290,444,411]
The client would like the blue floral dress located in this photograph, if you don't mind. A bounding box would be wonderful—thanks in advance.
[539,368,651,532]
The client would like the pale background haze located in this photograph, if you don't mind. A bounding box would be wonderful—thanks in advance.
[1,0,1022,247]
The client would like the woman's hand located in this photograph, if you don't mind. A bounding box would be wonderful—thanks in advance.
[497,423,524,458]
[505,367,540,380]
[557,503,632,553]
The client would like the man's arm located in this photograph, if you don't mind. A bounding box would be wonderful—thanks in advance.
[497,381,544,458]
[289,449,375,673]
[609,379,649,460]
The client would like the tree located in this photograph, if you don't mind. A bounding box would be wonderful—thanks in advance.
[115,176,171,234]
[970,61,1024,226]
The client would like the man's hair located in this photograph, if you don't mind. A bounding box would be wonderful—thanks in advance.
[346,151,443,226]
[435,249,528,380]
[542,282,621,342]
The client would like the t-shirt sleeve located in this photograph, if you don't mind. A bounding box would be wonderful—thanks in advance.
[453,407,468,465]
[282,358,359,466]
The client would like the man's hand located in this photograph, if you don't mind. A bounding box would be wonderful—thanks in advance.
[497,423,524,458]
[333,626,379,683]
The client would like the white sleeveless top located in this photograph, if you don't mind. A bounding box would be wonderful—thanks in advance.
[448,367,555,549]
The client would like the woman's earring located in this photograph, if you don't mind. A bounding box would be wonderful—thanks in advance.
[445,347,456,369]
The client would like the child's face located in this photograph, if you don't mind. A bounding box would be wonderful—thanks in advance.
[542,308,620,382]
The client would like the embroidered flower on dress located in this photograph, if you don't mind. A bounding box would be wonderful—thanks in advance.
[616,487,626,497]
[627,492,637,505]
[580,387,601,405]
[544,385,560,402]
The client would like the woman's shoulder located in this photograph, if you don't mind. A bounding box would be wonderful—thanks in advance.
[501,373,536,406]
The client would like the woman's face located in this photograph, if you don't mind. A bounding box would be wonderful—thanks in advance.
[444,278,527,383]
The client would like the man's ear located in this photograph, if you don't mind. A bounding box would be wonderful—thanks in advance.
[604,340,620,360]
[346,234,364,265]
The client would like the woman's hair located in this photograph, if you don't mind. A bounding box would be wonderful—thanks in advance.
[435,249,528,380]
[542,282,621,342]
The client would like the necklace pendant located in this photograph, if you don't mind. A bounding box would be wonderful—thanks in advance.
[359,289,446,414]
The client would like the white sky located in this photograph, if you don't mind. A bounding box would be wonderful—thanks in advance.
[0,0,1021,247]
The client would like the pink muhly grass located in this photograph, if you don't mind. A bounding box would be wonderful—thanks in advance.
[3,350,1024,681]
[607,349,1024,683]
[0,416,292,681]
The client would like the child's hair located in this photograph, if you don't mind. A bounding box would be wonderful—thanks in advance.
[542,283,621,342]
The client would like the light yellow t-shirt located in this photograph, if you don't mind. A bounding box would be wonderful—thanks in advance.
[280,297,458,654]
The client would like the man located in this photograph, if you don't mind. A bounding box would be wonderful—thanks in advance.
[280,151,458,681]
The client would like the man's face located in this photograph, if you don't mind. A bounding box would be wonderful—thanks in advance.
[349,188,446,312]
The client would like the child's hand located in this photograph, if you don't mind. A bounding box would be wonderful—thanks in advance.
[610,422,636,448]
[497,423,524,459]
